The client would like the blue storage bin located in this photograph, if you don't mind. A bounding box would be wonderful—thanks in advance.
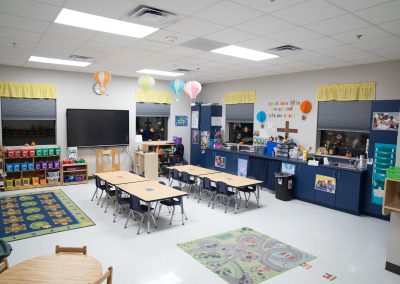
[13,163,21,172]
[28,162,35,171]
[266,141,277,157]
[6,164,13,172]
[21,162,28,172]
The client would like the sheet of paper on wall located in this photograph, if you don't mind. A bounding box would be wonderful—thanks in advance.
[68,147,78,159]
[135,135,143,143]
[211,116,222,126]
[191,111,199,129]
[267,121,274,129]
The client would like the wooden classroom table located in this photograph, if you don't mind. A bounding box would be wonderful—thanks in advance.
[201,172,263,213]
[95,170,148,185]
[167,165,219,176]
[118,180,188,233]
[0,253,102,284]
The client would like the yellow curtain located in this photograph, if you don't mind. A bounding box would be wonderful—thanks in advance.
[316,82,375,101]
[135,90,172,104]
[0,82,57,99]
[223,90,256,104]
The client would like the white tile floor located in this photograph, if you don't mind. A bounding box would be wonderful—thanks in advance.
[3,179,400,284]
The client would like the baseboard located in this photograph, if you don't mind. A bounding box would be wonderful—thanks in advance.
[386,261,400,275]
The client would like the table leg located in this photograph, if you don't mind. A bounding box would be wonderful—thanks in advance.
[147,202,151,234]
[257,184,260,208]
[181,197,185,225]
[234,188,239,214]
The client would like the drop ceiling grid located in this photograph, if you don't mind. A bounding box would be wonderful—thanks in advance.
[0,0,398,82]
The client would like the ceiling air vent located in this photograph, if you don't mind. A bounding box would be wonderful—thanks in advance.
[125,5,178,28]
[267,45,303,56]
[68,55,93,60]
[173,68,193,73]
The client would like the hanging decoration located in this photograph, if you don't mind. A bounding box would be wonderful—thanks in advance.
[93,71,111,95]
[256,111,267,128]
[299,100,312,121]
[184,81,202,101]
[170,79,185,102]
[138,75,155,94]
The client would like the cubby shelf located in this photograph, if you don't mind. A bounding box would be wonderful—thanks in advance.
[61,163,88,186]
[383,178,400,215]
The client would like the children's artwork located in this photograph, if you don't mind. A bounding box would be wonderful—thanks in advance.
[268,100,300,119]
[282,163,295,175]
[237,158,248,177]
[215,156,226,169]
[68,147,78,159]
[175,115,188,126]
[211,116,222,126]
[191,111,199,129]
[315,174,336,194]
[201,131,210,150]
[372,112,399,131]
[192,130,199,144]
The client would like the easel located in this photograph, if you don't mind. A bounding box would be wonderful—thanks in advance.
[95,148,120,173]
[277,121,298,139]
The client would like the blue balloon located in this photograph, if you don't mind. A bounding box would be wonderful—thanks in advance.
[170,79,185,96]
[256,111,266,123]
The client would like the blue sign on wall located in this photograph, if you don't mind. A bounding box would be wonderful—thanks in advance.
[175,115,188,126]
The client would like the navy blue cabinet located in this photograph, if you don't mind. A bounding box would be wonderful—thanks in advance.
[336,170,363,214]
[293,164,315,202]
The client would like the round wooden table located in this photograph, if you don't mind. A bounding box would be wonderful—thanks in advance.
[0,253,102,284]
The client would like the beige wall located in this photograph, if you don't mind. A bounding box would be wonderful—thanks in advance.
[0,64,192,174]
[200,60,400,150]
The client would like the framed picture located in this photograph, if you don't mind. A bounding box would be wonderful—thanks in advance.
[192,130,199,144]
[175,115,188,126]
[215,156,226,169]
[372,112,399,131]
[315,174,336,194]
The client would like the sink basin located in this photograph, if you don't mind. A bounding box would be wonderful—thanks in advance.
[329,162,357,169]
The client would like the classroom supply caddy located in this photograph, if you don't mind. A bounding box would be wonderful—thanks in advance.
[2,146,61,191]
[61,160,88,186]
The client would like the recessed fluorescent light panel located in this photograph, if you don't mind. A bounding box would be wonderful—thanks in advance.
[55,8,158,38]
[29,56,91,67]
[137,69,184,77]
[211,45,279,61]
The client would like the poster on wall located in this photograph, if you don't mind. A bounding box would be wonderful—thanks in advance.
[192,130,199,144]
[237,158,248,177]
[215,156,226,169]
[372,112,399,131]
[282,163,295,175]
[175,115,188,126]
[201,131,210,149]
[315,174,336,194]
[211,116,222,126]
[191,111,199,129]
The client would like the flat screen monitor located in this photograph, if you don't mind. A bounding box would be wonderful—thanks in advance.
[67,109,129,147]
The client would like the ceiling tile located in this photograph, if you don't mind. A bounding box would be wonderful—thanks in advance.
[334,50,385,61]
[79,41,123,53]
[318,44,363,56]
[331,26,392,43]
[297,37,343,50]
[194,1,262,26]
[71,48,110,60]
[33,43,78,58]
[204,28,256,44]
[64,0,137,18]
[39,34,86,49]
[237,37,284,50]
[0,43,33,55]
[379,19,400,36]
[355,1,400,24]
[112,47,154,58]
[352,36,400,51]
[235,15,296,36]
[127,39,172,51]
[164,46,203,56]
[0,12,49,33]
[370,45,400,60]
[145,29,195,45]
[167,17,225,37]
[231,0,307,13]
[0,0,60,21]
[0,26,42,42]
[32,0,64,6]
[272,0,346,25]
[90,33,139,46]
[141,0,219,15]
[46,23,98,40]
[269,27,322,43]
[327,0,393,12]
[306,14,370,35]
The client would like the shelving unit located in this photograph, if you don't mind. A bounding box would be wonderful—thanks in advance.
[133,151,158,180]
[61,163,88,186]
[383,178,400,215]
[0,146,4,191]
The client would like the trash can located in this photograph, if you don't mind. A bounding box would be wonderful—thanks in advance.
[274,172,294,201]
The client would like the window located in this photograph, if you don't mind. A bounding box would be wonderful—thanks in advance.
[1,98,56,146]
[226,103,254,144]
[135,103,170,141]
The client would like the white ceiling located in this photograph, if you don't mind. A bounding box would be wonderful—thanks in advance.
[0,0,400,83]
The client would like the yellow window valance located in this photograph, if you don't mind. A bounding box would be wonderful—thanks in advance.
[135,90,172,104]
[223,90,256,104]
[0,81,57,99]
[316,82,375,102]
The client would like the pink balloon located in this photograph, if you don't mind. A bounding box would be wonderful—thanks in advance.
[184,81,202,100]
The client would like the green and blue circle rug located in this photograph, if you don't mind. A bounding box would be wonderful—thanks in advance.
[0,189,95,242]
[178,227,316,283]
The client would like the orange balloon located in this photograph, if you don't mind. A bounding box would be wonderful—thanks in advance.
[300,100,312,113]
[94,71,111,94]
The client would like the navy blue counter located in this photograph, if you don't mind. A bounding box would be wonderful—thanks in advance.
[202,148,369,215]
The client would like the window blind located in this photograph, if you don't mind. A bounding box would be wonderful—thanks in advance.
[1,98,56,120]
[136,103,170,117]
[226,103,254,122]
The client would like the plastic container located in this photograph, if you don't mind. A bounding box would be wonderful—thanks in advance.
[28,162,35,171]
[29,149,35,157]
[34,162,41,170]
[21,149,28,157]
[13,163,21,172]
[40,179,46,185]
[75,175,84,182]
[41,161,48,170]
[14,150,21,158]
[21,162,28,172]
[36,149,43,156]
[266,141,278,157]
[274,172,294,201]
[55,148,61,156]
[47,161,54,169]
[6,179,13,188]
[14,178,22,187]
[22,178,30,186]
[6,164,13,172]
[53,160,60,169]
[42,149,48,156]
[7,150,15,158]
[32,177,39,185]
[386,167,400,180]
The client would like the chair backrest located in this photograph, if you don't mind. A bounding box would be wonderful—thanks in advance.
[216,182,229,195]
[202,177,212,190]
[104,182,113,193]
[92,266,113,284]
[115,188,127,204]
[95,176,106,189]
[172,186,182,191]
[0,239,12,259]
[129,195,142,212]
[158,181,166,185]
[171,169,180,179]
[0,258,9,273]
[181,171,191,183]
[55,245,87,255]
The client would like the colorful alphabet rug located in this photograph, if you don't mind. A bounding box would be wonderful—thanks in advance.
[0,189,95,242]
[178,227,316,284]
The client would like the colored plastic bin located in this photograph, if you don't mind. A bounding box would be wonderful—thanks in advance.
[13,163,21,172]
[27,162,35,171]
[36,149,43,156]
[42,149,48,156]
[6,164,13,172]
[21,162,28,172]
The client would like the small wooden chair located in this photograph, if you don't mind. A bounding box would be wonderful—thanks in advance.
[55,245,87,255]
[0,258,9,273]
[92,266,113,284]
